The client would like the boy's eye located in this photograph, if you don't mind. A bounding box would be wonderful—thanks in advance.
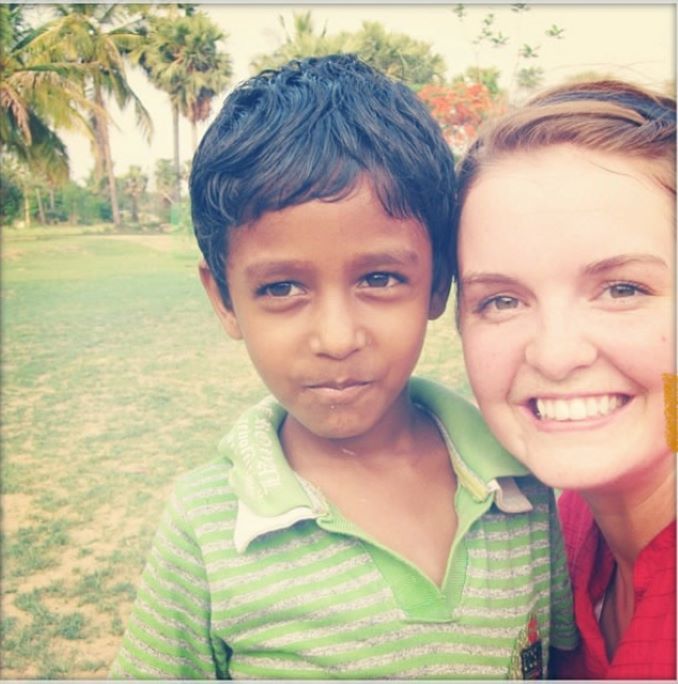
[361,272,403,288]
[257,281,302,298]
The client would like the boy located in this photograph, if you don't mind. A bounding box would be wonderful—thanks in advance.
[111,54,576,679]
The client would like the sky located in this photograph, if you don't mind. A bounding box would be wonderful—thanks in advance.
[58,3,676,185]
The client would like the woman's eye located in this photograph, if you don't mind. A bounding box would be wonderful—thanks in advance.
[479,295,520,312]
[604,282,646,299]
[257,281,301,298]
[361,272,402,288]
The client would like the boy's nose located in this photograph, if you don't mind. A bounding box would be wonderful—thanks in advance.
[308,294,367,359]
[524,310,597,381]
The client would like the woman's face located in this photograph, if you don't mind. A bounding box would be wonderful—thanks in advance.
[458,144,675,495]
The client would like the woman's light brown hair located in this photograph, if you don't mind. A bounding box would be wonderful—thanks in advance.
[456,79,677,210]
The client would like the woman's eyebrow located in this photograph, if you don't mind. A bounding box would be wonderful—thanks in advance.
[460,273,521,288]
[583,254,669,275]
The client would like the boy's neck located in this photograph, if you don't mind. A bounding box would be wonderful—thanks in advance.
[279,388,458,587]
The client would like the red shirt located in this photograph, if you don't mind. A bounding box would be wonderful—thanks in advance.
[553,490,676,680]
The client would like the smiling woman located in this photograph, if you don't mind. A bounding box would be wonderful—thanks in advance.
[455,79,676,679]
[458,145,673,492]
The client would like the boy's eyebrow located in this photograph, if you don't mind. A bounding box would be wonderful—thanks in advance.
[583,253,669,275]
[350,249,422,269]
[244,260,310,281]
[243,250,422,281]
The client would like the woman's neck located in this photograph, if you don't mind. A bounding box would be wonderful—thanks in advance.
[582,458,675,568]
[584,458,675,660]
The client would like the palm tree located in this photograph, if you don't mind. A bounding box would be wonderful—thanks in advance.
[32,4,152,228]
[154,158,175,222]
[250,12,343,73]
[132,7,232,203]
[0,4,93,186]
[121,164,147,223]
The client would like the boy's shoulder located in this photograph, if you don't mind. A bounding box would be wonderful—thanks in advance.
[171,394,284,500]
[172,455,234,499]
[412,377,556,516]
[169,395,320,551]
[166,456,239,538]
[410,376,531,484]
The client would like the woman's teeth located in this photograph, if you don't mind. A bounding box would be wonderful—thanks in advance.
[535,394,627,421]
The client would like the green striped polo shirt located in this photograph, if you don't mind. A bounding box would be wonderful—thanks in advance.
[110,377,577,680]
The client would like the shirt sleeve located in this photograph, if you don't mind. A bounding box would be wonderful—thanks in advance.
[109,487,230,679]
[547,490,580,652]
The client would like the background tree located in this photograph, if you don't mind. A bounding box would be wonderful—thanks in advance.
[251,12,445,90]
[250,12,344,72]
[120,164,148,224]
[0,4,93,188]
[343,21,445,89]
[418,81,499,153]
[60,177,112,225]
[452,3,565,98]
[416,3,567,153]
[0,155,27,226]
[132,6,232,203]
[457,65,503,99]
[33,3,152,228]
[154,158,175,222]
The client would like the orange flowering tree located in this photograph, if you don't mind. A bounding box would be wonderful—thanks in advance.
[418,80,505,154]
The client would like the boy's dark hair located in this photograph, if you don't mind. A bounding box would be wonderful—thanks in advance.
[190,53,457,306]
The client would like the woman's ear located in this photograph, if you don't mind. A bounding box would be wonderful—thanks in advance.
[198,260,243,340]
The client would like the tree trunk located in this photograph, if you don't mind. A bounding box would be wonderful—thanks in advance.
[172,103,181,204]
[49,186,56,223]
[23,185,31,228]
[191,120,198,157]
[35,188,46,224]
[94,86,121,228]
[90,115,105,185]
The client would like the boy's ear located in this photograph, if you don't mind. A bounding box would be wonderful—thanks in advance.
[198,260,243,340]
[428,275,452,321]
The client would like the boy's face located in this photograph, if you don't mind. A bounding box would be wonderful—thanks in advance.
[201,178,447,444]
[458,145,674,495]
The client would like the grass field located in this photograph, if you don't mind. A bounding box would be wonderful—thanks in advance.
[0,225,471,679]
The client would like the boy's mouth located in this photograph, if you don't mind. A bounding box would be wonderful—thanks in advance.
[529,393,630,422]
[305,379,372,403]
[308,378,370,390]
